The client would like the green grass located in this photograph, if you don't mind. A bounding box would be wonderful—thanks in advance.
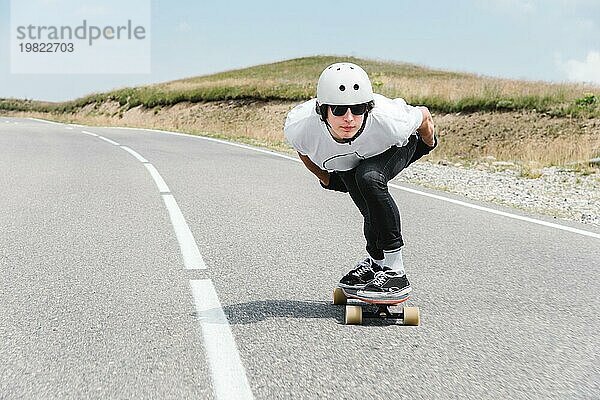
[1,55,599,117]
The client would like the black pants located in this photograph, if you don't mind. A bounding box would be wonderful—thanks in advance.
[338,135,422,260]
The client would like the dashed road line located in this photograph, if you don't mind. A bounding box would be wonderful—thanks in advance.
[98,136,119,146]
[190,279,254,400]
[76,127,246,399]
[28,117,64,125]
[121,146,148,163]
[144,164,171,193]
[160,193,206,270]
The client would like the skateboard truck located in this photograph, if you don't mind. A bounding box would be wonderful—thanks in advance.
[333,287,420,326]
[370,305,398,318]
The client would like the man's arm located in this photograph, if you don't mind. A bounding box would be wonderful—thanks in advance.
[298,152,330,185]
[417,106,435,146]
[406,106,437,167]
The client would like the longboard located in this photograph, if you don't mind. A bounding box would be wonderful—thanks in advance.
[333,287,420,325]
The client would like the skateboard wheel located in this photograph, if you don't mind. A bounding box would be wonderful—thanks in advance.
[333,288,347,305]
[345,305,362,325]
[403,306,420,326]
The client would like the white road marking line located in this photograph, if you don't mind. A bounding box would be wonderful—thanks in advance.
[389,183,600,240]
[121,146,149,163]
[27,118,600,239]
[81,127,206,270]
[145,161,206,270]
[66,126,74,130]
[162,194,206,270]
[28,117,64,125]
[98,136,120,146]
[81,130,98,137]
[83,125,300,162]
[144,164,170,193]
[30,118,247,394]
[190,279,254,400]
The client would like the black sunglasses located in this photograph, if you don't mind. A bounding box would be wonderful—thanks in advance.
[330,103,368,117]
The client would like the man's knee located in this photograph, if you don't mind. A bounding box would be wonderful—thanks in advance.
[355,169,387,192]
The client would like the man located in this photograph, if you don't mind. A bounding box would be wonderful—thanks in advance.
[284,62,436,301]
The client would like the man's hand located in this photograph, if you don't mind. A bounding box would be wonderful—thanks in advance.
[320,171,348,192]
[417,106,435,147]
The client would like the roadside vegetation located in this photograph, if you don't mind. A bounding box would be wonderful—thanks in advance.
[2,56,599,171]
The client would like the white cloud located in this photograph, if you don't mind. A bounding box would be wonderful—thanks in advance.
[560,51,600,84]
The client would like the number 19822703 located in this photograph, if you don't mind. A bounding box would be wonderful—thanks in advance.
[19,42,74,52]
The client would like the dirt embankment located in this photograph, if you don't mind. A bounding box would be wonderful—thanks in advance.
[11,99,600,168]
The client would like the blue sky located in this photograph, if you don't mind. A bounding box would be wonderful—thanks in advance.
[1,0,599,101]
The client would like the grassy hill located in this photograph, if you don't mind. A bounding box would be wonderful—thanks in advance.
[1,55,599,117]
[1,56,598,170]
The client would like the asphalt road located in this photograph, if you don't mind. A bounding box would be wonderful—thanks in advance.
[1,117,599,399]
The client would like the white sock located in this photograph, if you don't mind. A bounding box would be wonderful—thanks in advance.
[383,248,405,275]
[370,256,384,267]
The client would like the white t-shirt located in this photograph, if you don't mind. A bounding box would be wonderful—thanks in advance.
[284,93,423,172]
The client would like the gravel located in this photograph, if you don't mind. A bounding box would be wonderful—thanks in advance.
[394,160,600,227]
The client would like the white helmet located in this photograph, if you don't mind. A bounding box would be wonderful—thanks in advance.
[316,62,374,105]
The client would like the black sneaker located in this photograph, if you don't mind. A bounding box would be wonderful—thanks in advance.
[338,258,386,290]
[355,270,412,301]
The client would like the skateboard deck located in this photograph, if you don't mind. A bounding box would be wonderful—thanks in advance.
[333,287,420,325]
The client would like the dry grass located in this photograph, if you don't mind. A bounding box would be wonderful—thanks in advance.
[376,75,579,100]
[11,99,599,171]
[430,110,600,166]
